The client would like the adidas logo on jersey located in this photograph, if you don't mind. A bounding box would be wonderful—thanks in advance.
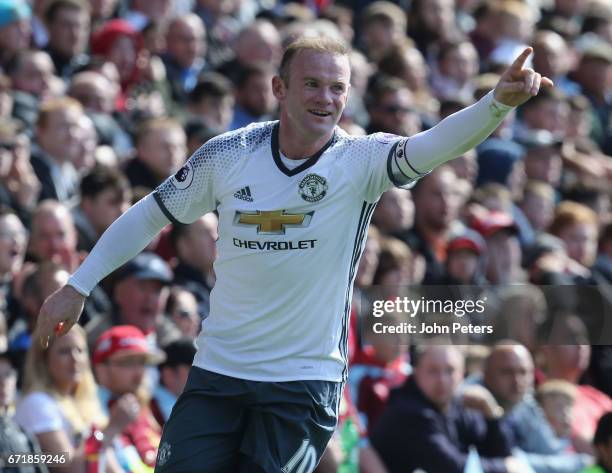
[234,186,253,202]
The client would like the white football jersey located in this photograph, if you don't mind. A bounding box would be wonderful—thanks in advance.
[154,121,422,382]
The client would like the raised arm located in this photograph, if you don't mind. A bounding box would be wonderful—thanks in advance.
[35,194,169,347]
[393,48,553,182]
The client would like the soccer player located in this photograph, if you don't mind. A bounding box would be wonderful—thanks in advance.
[36,37,552,472]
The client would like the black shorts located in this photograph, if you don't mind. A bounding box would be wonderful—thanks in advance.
[154,366,342,473]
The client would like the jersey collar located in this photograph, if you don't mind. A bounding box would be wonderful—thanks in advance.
[271,122,337,177]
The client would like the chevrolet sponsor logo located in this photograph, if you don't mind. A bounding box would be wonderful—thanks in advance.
[234,210,314,235]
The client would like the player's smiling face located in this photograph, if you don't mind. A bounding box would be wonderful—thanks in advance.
[274,49,351,140]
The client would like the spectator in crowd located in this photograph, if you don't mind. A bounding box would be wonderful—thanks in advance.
[68,70,117,117]
[6,50,58,131]
[151,337,196,426]
[372,188,414,236]
[85,252,181,349]
[537,380,578,440]
[27,200,79,271]
[187,72,235,132]
[494,1,536,48]
[372,236,416,291]
[472,210,524,284]
[89,19,147,112]
[92,324,165,472]
[43,0,91,79]
[365,76,421,137]
[442,228,487,285]
[0,349,49,473]
[533,30,581,96]
[431,40,480,102]
[71,165,131,252]
[16,325,126,472]
[123,118,187,191]
[162,14,208,105]
[359,1,408,62]
[377,43,438,117]
[407,0,462,59]
[483,344,591,473]
[404,166,462,284]
[572,39,612,155]
[489,286,547,352]
[539,344,612,451]
[31,98,84,205]
[170,213,218,319]
[229,64,277,130]
[469,2,502,63]
[549,201,599,271]
[522,135,564,190]
[520,180,556,235]
[371,344,521,473]
[217,19,282,83]
[0,0,32,69]
[517,88,569,139]
[166,286,201,339]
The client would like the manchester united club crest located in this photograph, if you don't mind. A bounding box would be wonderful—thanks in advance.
[298,173,328,202]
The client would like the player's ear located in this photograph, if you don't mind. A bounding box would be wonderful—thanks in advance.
[272,75,286,101]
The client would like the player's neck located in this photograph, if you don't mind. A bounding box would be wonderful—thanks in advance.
[277,121,334,159]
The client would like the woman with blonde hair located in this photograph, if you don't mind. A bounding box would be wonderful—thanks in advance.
[15,324,133,472]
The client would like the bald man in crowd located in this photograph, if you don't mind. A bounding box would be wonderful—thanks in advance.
[482,343,591,473]
[371,344,524,473]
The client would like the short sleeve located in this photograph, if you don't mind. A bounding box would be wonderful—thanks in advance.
[351,133,426,203]
[15,392,65,434]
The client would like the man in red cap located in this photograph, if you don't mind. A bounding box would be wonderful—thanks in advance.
[92,325,166,473]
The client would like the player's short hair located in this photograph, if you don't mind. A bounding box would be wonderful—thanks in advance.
[279,36,349,85]
[549,201,598,236]
[37,97,83,129]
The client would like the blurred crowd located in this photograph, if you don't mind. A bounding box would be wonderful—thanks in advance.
[0,0,610,472]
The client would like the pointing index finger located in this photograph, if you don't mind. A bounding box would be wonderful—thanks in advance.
[510,47,533,73]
